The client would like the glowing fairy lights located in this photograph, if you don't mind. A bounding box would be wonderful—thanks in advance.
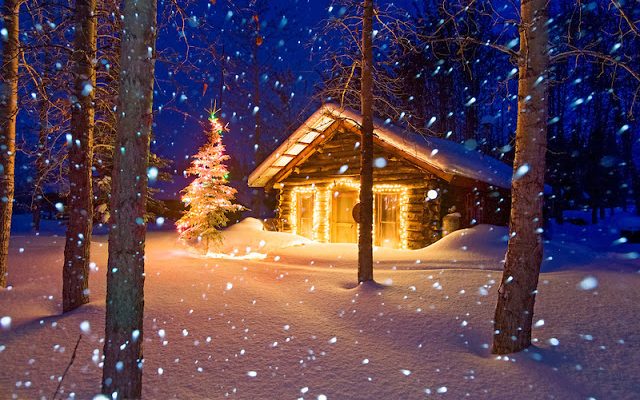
[209,110,229,135]
[290,185,319,240]
[286,178,410,249]
[176,106,243,244]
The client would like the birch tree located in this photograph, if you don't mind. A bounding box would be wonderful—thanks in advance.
[492,0,549,355]
[101,0,157,396]
[491,0,640,354]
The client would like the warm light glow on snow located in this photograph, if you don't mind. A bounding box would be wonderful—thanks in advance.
[286,178,410,249]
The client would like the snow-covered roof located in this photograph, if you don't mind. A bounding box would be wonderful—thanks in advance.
[248,103,513,189]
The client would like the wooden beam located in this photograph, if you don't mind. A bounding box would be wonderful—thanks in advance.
[265,120,343,189]
[450,175,501,191]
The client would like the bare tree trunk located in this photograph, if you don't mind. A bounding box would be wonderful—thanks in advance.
[252,43,261,162]
[101,0,157,397]
[631,145,640,214]
[492,0,549,355]
[634,172,640,215]
[251,32,262,216]
[358,0,374,283]
[461,0,479,142]
[62,0,97,313]
[32,99,47,232]
[0,0,20,288]
[33,36,51,232]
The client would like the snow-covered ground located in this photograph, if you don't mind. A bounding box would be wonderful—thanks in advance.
[1,214,639,399]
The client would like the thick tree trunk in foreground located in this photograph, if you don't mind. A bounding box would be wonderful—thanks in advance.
[358,0,374,283]
[101,0,157,397]
[0,0,20,288]
[492,0,549,355]
[62,0,97,312]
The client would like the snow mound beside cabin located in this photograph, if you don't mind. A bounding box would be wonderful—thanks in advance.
[208,218,312,259]
[413,224,508,263]
[244,221,511,269]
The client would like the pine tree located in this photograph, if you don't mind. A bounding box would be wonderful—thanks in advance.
[177,110,243,249]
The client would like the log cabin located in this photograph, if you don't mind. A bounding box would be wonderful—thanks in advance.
[248,104,513,249]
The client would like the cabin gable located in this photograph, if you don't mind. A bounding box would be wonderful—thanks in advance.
[287,125,431,184]
[276,125,443,249]
[249,105,512,250]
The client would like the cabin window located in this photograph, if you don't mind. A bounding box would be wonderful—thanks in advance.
[296,192,315,239]
[331,190,358,243]
[375,193,400,248]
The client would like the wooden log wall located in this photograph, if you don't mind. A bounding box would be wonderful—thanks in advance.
[290,128,426,182]
[439,185,509,227]
[424,181,442,245]
[277,186,294,233]
[274,127,449,248]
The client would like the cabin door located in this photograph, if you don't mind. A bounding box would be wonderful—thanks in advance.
[296,193,314,239]
[375,193,400,248]
[331,191,358,243]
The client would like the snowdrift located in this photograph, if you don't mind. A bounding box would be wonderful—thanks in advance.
[189,216,637,272]
[2,218,639,399]
[2,213,639,399]
[411,224,508,263]
[206,218,509,269]
[205,218,313,259]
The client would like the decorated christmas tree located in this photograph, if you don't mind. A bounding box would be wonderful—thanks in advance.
[176,108,244,248]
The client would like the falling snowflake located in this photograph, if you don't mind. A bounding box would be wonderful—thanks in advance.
[80,321,91,334]
[578,276,598,291]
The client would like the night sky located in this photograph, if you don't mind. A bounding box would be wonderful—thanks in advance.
[10,0,638,210]
[151,0,333,199]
